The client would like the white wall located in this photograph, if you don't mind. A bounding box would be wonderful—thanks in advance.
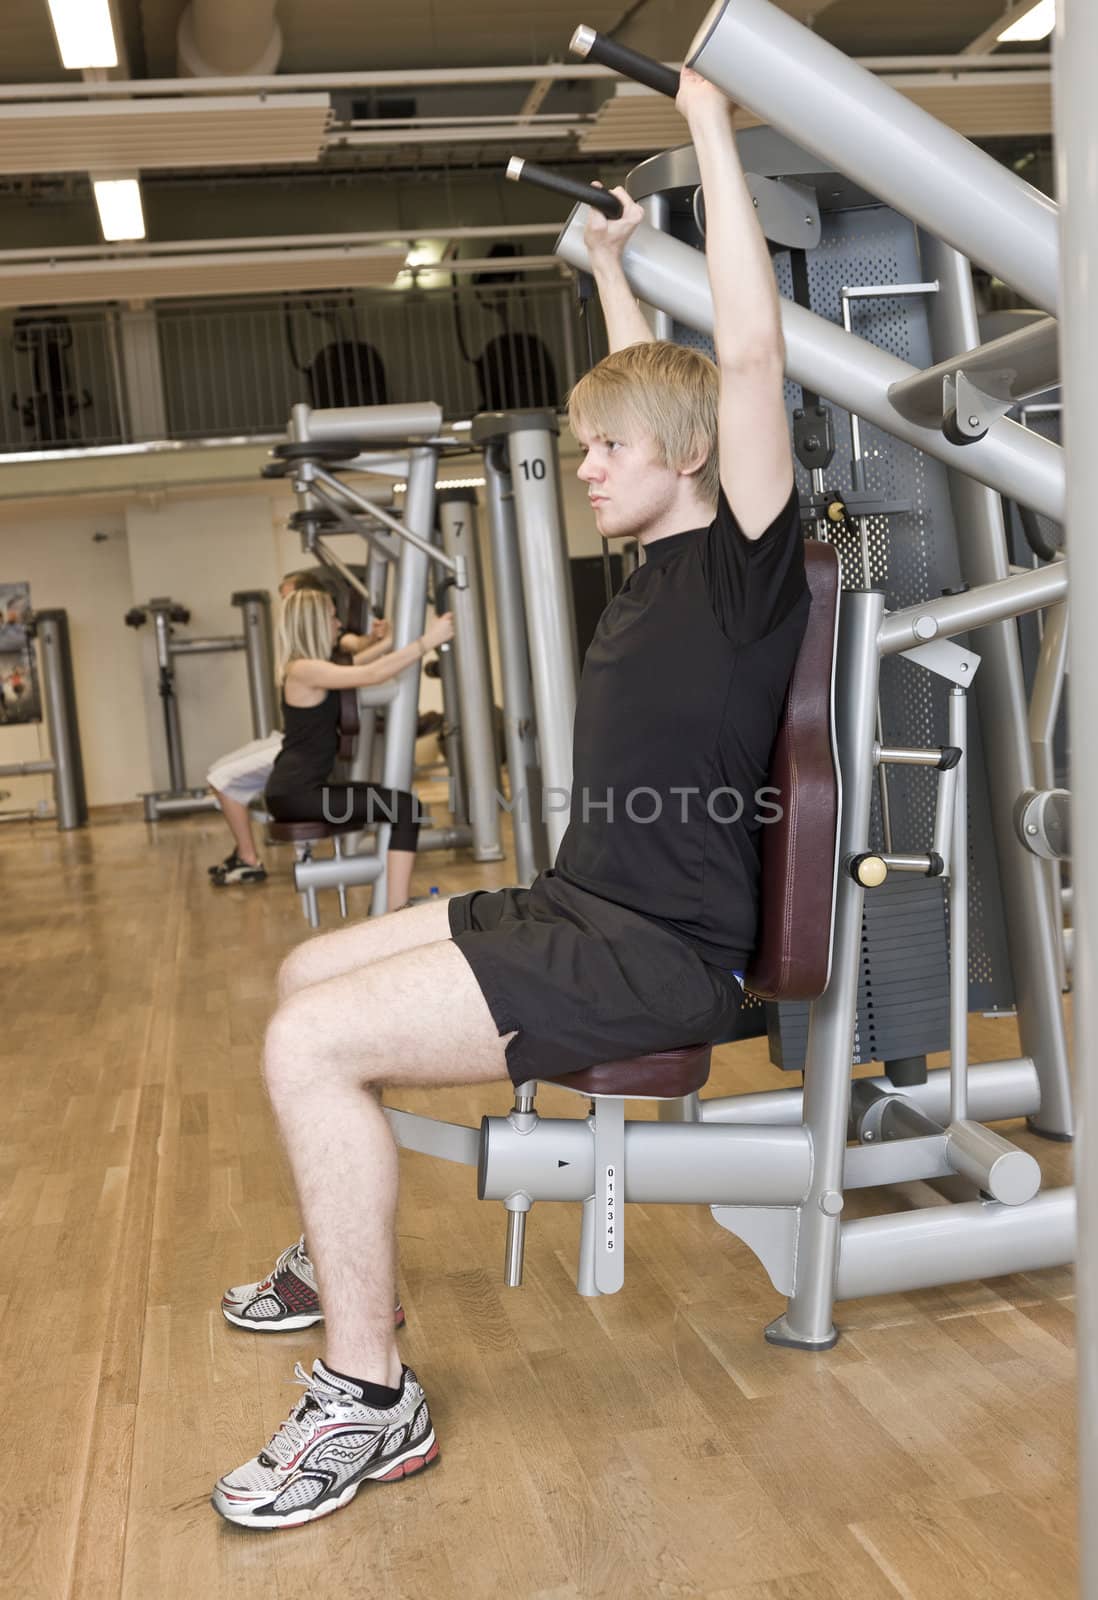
[0,439,602,816]
[0,508,149,812]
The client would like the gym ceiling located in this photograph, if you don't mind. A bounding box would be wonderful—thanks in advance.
[0,2,1053,291]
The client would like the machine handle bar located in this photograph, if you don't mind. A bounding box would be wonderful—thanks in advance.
[505,156,622,218]
[570,24,681,99]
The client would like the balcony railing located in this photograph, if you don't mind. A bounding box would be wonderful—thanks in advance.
[0,276,603,455]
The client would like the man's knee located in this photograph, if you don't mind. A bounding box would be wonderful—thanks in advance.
[277,943,313,1003]
[263,992,320,1098]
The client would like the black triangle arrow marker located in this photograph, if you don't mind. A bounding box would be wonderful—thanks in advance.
[558,1160,569,1168]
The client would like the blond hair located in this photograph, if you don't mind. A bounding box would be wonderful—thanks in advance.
[568,341,719,508]
[277,587,335,681]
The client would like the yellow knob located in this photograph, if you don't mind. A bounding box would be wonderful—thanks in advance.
[855,854,888,887]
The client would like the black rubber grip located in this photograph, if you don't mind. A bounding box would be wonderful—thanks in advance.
[571,26,681,99]
[938,746,962,771]
[507,158,622,218]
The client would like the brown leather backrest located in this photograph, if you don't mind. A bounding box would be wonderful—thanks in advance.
[336,686,360,762]
[744,541,841,1001]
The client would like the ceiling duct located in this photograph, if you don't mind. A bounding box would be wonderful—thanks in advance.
[177,0,282,78]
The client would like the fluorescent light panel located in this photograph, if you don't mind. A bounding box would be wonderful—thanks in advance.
[93,178,145,241]
[998,0,1055,42]
[46,0,118,69]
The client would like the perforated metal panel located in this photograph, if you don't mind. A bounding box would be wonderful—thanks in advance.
[682,201,1016,1064]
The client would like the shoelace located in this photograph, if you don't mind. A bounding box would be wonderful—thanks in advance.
[261,1364,354,1468]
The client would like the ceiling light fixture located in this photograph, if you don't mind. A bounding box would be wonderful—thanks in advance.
[93,177,145,241]
[45,0,119,70]
[997,0,1056,43]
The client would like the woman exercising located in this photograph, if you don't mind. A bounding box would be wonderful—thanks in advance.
[265,587,454,911]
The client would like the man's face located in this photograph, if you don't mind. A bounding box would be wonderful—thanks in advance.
[575,426,681,541]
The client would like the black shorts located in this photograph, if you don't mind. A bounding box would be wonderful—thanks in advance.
[447,871,742,1087]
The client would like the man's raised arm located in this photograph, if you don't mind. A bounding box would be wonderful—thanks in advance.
[677,70,794,538]
[583,186,655,353]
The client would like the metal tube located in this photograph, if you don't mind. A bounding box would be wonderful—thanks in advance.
[768,590,886,1349]
[878,745,954,767]
[686,0,1059,312]
[481,445,546,882]
[309,465,455,572]
[834,1186,1074,1301]
[945,1120,1041,1206]
[702,1058,1041,1127]
[234,592,278,738]
[921,232,1073,1140]
[554,213,1064,520]
[373,445,437,914]
[1058,9,1098,1591]
[0,760,54,777]
[169,636,245,655]
[296,401,443,443]
[143,791,220,817]
[478,1115,812,1206]
[949,687,969,1123]
[504,424,579,862]
[504,1209,528,1287]
[293,852,384,892]
[35,611,85,830]
[931,757,959,873]
[438,492,504,862]
[1029,592,1068,788]
[152,606,186,792]
[877,562,1068,655]
[313,535,378,611]
[639,195,675,340]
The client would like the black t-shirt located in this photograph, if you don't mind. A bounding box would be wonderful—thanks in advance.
[554,485,809,969]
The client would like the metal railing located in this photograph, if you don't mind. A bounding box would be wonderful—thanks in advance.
[0,277,600,455]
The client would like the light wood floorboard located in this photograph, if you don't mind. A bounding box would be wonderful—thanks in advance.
[0,796,1077,1598]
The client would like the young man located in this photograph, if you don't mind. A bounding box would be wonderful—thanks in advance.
[206,569,390,886]
[211,69,809,1530]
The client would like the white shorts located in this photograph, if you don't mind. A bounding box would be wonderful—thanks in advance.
[207,733,283,804]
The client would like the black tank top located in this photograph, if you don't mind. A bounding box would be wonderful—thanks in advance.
[266,690,340,797]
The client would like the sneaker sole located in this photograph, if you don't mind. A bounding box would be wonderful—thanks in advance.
[220,1302,406,1333]
[211,1434,439,1530]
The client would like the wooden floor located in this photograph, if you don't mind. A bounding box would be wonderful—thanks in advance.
[0,795,1078,1599]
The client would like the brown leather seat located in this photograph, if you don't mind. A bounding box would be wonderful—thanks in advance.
[267,817,362,844]
[550,1042,713,1100]
[545,539,841,1100]
[745,541,841,1000]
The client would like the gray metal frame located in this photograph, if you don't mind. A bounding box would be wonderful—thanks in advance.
[280,401,506,917]
[479,438,549,884]
[373,0,1080,1369]
[470,411,579,863]
[136,592,278,823]
[1056,2,1096,1590]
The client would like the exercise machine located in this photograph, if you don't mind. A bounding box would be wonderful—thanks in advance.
[126,591,277,822]
[0,608,86,830]
[264,400,504,920]
[383,6,1077,1362]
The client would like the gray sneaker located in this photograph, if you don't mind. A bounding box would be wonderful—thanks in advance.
[211,1360,438,1529]
[222,1237,406,1332]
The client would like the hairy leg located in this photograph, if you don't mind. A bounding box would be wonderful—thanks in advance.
[263,937,512,1384]
[277,895,453,1001]
[212,788,261,865]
